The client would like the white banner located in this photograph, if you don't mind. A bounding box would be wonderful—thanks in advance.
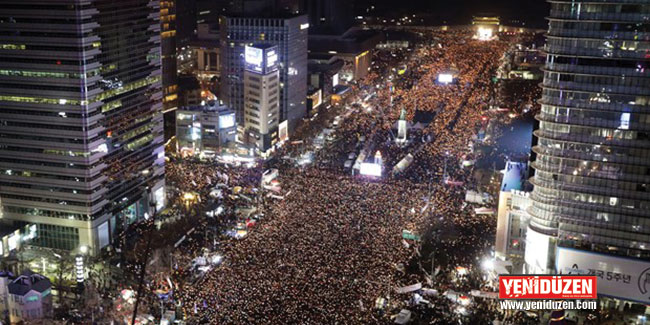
[556,247,650,304]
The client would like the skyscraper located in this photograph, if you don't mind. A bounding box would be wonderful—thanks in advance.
[243,44,280,154]
[162,0,179,140]
[526,0,650,302]
[220,13,308,133]
[0,0,166,254]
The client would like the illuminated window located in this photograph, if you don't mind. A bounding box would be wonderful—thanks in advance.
[0,95,84,106]
[0,44,26,50]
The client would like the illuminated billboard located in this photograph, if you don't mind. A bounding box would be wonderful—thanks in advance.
[524,227,551,274]
[309,89,323,109]
[219,113,236,129]
[266,49,278,71]
[245,44,279,74]
[360,163,382,177]
[278,120,289,143]
[245,46,263,67]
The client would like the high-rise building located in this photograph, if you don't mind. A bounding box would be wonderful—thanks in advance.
[220,13,308,133]
[0,0,166,254]
[243,44,280,154]
[175,0,197,45]
[162,0,179,140]
[197,0,289,26]
[527,0,650,306]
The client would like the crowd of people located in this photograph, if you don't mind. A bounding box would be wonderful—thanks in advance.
[168,30,532,324]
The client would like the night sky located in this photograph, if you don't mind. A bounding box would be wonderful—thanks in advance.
[357,0,551,28]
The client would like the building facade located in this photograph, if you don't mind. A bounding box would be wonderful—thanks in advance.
[220,14,308,133]
[0,0,166,254]
[243,44,280,154]
[162,0,179,140]
[527,0,650,305]
[176,101,236,157]
[0,270,52,324]
[496,190,531,274]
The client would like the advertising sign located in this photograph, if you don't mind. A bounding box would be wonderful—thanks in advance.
[278,120,289,143]
[309,89,323,109]
[219,113,236,129]
[499,275,597,300]
[524,227,551,273]
[245,46,263,72]
[556,247,650,304]
[266,49,278,71]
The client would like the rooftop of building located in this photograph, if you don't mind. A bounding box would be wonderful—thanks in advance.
[501,161,527,192]
[221,12,306,20]
[308,27,384,55]
[7,269,51,296]
[382,30,418,42]
[249,43,277,50]
[179,99,233,113]
[307,54,345,73]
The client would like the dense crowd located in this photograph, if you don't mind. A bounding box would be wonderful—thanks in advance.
[169,30,522,324]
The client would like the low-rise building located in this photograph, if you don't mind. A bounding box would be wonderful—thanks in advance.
[0,222,36,258]
[0,270,52,324]
[191,23,221,82]
[308,28,383,83]
[495,161,530,273]
[176,100,237,157]
[377,31,415,50]
[307,54,344,106]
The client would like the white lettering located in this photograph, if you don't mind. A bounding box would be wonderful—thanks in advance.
[513,279,522,294]
[582,279,592,295]
[572,279,581,294]
[551,277,562,294]
[523,278,534,296]
[502,279,514,295]
[540,279,550,294]
[563,278,572,293]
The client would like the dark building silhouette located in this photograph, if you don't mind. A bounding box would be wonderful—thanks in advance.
[301,0,355,34]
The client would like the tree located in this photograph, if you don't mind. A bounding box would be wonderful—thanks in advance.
[52,253,74,305]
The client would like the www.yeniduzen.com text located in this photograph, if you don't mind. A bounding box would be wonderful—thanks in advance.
[499,300,597,310]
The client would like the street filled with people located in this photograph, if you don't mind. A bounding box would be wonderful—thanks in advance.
[70,28,549,325]
[154,30,545,324]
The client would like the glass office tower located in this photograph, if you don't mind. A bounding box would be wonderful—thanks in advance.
[161,0,179,141]
[0,0,166,254]
[220,14,308,133]
[527,0,650,273]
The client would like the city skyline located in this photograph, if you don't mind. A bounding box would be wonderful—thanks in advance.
[0,1,648,324]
